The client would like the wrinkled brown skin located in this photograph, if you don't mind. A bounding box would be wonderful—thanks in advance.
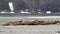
[32,20,60,25]
[32,20,45,25]
[20,21,33,25]
[2,21,22,26]
[41,21,56,25]
[2,20,60,26]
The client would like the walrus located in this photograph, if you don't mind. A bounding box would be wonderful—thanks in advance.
[2,20,60,26]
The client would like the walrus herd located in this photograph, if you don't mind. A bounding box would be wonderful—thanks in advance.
[2,20,60,26]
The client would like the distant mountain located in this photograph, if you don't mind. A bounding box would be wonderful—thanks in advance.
[0,0,10,10]
[0,0,60,13]
[13,0,60,12]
